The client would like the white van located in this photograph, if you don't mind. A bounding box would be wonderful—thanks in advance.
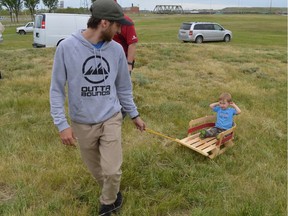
[33,13,90,48]
[178,22,232,43]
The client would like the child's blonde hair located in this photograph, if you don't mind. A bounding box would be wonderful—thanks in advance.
[219,92,232,102]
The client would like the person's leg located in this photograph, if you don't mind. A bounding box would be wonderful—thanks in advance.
[205,127,218,137]
[99,112,123,205]
[215,128,226,138]
[71,121,104,188]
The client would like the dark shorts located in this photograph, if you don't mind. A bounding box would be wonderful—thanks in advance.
[205,127,226,137]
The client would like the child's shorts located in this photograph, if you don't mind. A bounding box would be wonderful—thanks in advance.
[202,127,226,138]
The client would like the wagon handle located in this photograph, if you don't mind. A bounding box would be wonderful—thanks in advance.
[145,128,177,142]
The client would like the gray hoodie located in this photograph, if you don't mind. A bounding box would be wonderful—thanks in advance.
[50,30,139,132]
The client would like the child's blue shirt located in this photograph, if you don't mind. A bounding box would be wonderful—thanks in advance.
[213,106,237,130]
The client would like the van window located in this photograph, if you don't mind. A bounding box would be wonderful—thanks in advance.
[35,15,44,29]
[204,24,214,30]
[180,23,192,30]
[194,24,205,30]
[214,24,223,30]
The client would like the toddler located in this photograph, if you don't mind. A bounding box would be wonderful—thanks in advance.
[200,93,241,139]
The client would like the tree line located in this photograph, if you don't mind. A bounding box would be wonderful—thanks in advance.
[0,0,95,22]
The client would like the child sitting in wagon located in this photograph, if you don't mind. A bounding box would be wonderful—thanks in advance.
[200,92,241,139]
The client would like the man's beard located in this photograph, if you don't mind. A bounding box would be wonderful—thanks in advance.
[100,27,114,42]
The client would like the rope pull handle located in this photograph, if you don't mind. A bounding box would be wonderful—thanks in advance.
[145,128,177,142]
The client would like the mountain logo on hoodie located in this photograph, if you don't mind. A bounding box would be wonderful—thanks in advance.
[82,55,110,84]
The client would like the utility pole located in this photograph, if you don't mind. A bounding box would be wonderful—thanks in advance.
[80,0,89,9]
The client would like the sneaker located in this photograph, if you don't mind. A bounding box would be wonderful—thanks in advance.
[98,192,123,216]
[199,130,206,139]
[99,204,113,216]
[113,192,123,213]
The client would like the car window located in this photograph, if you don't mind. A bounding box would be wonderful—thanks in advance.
[194,24,205,30]
[214,24,223,30]
[204,24,214,30]
[27,23,33,27]
[180,23,192,30]
[35,15,44,29]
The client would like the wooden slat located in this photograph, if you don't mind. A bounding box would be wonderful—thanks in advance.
[202,144,218,153]
[197,138,218,150]
[179,133,200,143]
[187,137,204,145]
[175,139,209,156]
[191,137,215,148]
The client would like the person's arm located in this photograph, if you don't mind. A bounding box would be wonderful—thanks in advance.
[124,17,138,73]
[230,102,241,114]
[116,53,146,131]
[50,45,76,146]
[209,102,219,109]
[127,43,136,72]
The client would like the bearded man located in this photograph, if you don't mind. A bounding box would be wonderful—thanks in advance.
[49,0,146,215]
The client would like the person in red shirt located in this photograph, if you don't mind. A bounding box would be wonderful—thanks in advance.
[113,1,138,74]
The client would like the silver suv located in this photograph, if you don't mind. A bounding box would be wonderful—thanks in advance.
[178,22,232,43]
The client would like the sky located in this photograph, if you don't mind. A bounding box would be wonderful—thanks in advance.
[60,0,287,11]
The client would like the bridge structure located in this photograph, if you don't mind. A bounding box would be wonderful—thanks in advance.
[153,5,184,14]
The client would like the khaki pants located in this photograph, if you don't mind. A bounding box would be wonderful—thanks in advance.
[71,112,123,205]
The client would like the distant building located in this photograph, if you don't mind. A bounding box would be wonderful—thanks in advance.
[59,1,64,9]
[123,4,139,13]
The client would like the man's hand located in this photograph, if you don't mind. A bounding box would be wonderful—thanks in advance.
[132,117,146,132]
[59,127,76,147]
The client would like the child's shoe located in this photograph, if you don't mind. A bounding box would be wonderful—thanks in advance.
[199,130,206,139]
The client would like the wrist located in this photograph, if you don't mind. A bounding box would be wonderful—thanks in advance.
[131,114,139,120]
[127,60,135,68]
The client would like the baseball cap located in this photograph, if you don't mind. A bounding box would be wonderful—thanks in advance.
[90,0,133,26]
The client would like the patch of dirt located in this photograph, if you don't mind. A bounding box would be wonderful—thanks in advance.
[0,182,15,203]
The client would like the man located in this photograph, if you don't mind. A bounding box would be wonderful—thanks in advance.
[113,0,138,74]
[49,0,146,215]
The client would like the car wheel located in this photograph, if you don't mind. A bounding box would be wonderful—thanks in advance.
[19,30,26,35]
[195,36,203,44]
[224,35,230,42]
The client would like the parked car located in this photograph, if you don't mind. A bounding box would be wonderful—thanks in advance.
[178,22,232,43]
[16,22,34,35]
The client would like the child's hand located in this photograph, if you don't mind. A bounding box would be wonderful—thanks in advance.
[230,102,241,114]
[209,102,220,109]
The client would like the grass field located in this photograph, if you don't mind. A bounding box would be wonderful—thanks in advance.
[0,14,287,215]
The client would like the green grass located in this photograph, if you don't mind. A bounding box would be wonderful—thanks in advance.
[0,14,287,216]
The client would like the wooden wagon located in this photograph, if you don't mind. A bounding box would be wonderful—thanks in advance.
[147,115,237,159]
